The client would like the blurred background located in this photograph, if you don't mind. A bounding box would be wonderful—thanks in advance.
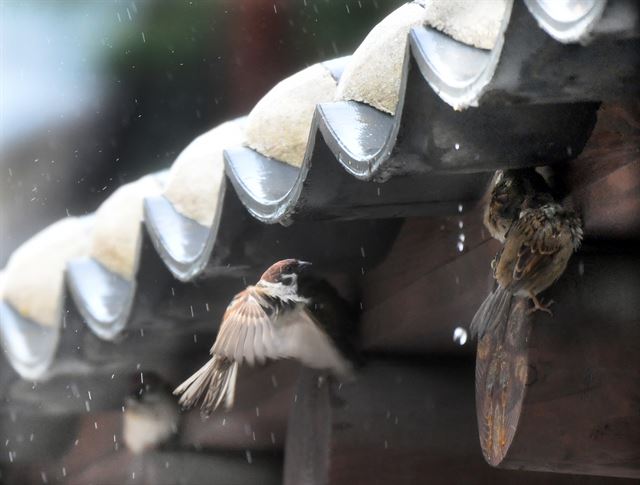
[1,0,403,265]
[1,1,403,483]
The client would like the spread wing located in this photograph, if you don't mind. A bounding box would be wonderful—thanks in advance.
[508,209,570,284]
[212,287,280,366]
[275,307,352,376]
[211,287,353,377]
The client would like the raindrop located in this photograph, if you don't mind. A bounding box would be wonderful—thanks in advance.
[41,471,47,484]
[457,203,463,213]
[85,401,91,412]
[360,246,366,258]
[271,375,278,388]
[140,372,144,384]
[255,407,260,417]
[458,221,463,229]
[453,327,468,346]
[384,440,388,449]
[270,432,276,444]
[457,241,464,252]
[62,467,67,477]
[454,143,460,150]
[88,390,92,401]
[193,334,198,343]
[140,328,144,337]
[245,450,253,464]
[141,32,146,43]
[205,303,210,312]
[578,260,584,276]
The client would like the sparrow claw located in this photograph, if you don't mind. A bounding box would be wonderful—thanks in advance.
[527,294,554,316]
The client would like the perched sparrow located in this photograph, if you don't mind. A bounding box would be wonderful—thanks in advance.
[123,377,180,454]
[471,201,583,338]
[174,259,356,416]
[484,168,553,242]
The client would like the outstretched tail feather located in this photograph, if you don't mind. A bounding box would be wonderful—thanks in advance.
[470,287,512,339]
[173,356,238,416]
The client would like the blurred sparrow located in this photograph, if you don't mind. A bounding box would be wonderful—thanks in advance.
[123,376,180,454]
[174,259,356,416]
[471,201,583,338]
[484,168,553,242]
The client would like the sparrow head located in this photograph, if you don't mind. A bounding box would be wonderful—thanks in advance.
[485,169,552,242]
[125,373,174,413]
[257,259,312,294]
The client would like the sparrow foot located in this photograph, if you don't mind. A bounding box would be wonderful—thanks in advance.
[527,293,554,316]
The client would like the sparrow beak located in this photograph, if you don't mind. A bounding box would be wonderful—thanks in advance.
[297,261,312,271]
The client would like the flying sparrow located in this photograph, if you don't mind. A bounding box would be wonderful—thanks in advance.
[123,375,180,454]
[471,201,583,339]
[173,259,356,416]
[483,168,553,243]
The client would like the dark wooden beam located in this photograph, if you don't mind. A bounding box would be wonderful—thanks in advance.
[476,246,640,479]
[359,208,498,356]
[284,359,636,485]
[558,101,640,239]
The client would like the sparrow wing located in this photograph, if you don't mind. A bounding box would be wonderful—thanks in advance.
[212,287,278,366]
[510,208,570,283]
[273,307,354,378]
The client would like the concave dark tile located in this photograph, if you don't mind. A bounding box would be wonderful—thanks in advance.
[523,0,607,43]
[224,147,301,223]
[144,192,221,281]
[66,257,135,341]
[317,101,395,178]
[410,26,492,103]
[412,1,640,107]
[0,301,59,380]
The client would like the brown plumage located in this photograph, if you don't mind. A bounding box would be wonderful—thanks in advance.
[483,168,553,242]
[174,259,355,416]
[471,201,583,339]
